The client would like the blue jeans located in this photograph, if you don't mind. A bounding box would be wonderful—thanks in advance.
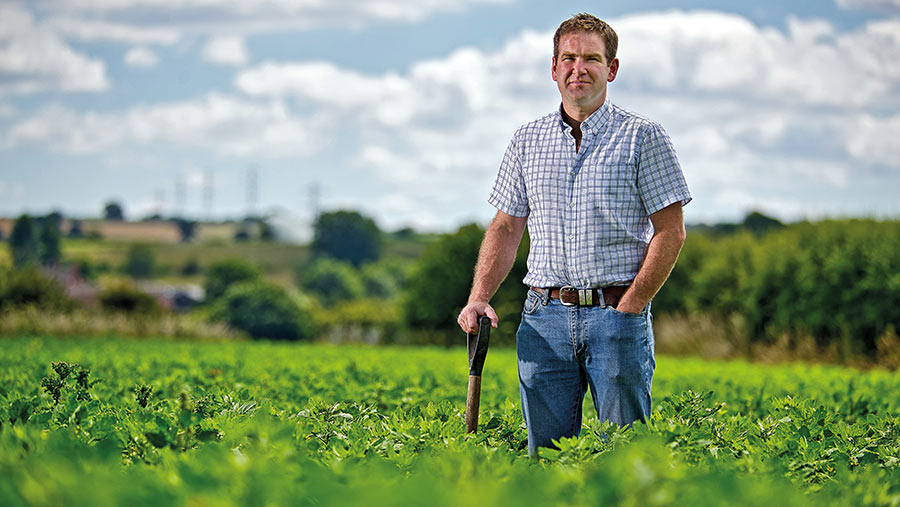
[516,288,655,457]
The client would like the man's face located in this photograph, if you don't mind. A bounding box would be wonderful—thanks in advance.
[552,31,618,115]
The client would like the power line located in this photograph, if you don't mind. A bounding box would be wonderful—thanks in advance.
[175,175,186,218]
[204,169,214,221]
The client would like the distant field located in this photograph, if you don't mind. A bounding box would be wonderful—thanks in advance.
[53,232,436,288]
[2,336,899,505]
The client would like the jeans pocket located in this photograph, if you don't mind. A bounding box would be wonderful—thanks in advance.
[601,307,651,384]
[607,306,647,319]
[523,290,542,315]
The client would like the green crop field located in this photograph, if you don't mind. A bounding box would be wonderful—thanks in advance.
[2,336,900,506]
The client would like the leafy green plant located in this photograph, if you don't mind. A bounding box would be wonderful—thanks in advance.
[312,210,382,267]
[210,281,316,340]
[99,281,161,314]
[3,337,900,506]
[296,257,364,304]
[121,243,158,278]
[0,266,72,311]
[204,258,262,302]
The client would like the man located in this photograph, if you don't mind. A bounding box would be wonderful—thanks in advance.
[457,13,691,457]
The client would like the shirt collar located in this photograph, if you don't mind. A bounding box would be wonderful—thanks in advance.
[556,99,611,135]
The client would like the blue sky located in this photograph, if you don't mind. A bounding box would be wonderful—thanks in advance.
[1,0,899,234]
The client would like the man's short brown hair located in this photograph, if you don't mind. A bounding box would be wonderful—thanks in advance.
[553,13,618,64]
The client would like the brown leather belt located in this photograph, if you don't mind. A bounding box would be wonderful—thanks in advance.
[530,286,628,308]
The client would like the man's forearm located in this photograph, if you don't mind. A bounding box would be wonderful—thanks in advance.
[618,204,686,312]
[468,215,526,303]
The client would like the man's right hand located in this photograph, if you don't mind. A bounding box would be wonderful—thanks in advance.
[457,301,498,335]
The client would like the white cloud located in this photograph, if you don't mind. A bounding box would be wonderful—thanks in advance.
[123,46,159,68]
[5,93,326,158]
[45,16,180,45]
[28,0,512,35]
[202,35,249,66]
[371,193,443,231]
[844,112,900,167]
[232,11,899,209]
[0,4,109,94]
[4,9,899,226]
[613,11,900,108]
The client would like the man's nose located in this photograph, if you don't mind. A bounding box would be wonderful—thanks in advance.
[573,58,587,73]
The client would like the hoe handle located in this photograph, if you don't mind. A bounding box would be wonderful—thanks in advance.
[465,375,482,433]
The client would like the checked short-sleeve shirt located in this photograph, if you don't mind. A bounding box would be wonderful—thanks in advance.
[489,99,691,289]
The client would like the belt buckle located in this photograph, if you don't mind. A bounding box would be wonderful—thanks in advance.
[559,285,577,306]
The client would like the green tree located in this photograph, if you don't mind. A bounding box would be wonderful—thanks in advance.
[10,215,38,268]
[122,243,157,278]
[211,281,316,340]
[742,211,783,235]
[172,218,197,243]
[0,266,71,311]
[204,258,262,302]
[99,281,160,314]
[296,258,364,304]
[67,219,84,238]
[360,258,409,298]
[312,210,381,267]
[38,217,62,267]
[651,232,711,315]
[104,201,125,221]
[401,223,529,343]
[180,257,202,276]
[259,219,275,241]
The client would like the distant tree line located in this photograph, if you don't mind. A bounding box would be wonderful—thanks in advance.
[8,213,62,268]
[655,219,899,357]
[8,203,894,360]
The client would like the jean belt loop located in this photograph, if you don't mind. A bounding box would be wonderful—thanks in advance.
[598,287,607,308]
[541,287,550,305]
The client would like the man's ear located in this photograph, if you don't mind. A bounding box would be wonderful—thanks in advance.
[551,56,558,82]
[607,57,619,82]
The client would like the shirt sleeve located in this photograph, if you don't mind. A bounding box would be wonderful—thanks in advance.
[636,122,692,215]
[488,135,530,217]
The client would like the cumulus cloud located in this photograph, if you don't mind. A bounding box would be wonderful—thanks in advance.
[5,93,326,157]
[45,16,180,45]
[236,29,552,187]
[4,9,899,226]
[844,112,900,167]
[26,0,512,35]
[612,11,900,108]
[0,4,109,94]
[233,12,898,180]
[202,35,249,66]
[123,46,159,68]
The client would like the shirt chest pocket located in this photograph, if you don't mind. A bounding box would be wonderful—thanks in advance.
[591,160,640,212]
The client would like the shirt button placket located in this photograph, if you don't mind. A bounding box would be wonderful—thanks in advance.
[565,158,579,282]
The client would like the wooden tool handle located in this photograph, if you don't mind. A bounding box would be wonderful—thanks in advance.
[465,374,482,433]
